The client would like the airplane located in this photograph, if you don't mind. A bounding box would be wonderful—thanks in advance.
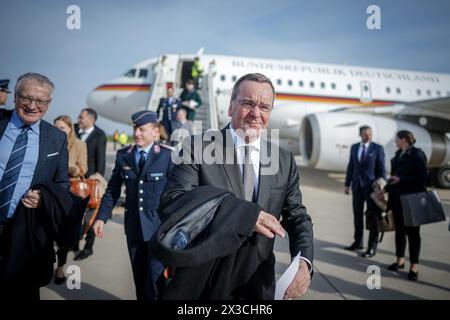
[86,50,450,188]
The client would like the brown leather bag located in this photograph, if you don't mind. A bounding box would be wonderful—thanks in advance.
[70,177,100,209]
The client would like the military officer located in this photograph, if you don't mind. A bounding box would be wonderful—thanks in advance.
[0,79,11,106]
[93,110,173,300]
[156,87,181,137]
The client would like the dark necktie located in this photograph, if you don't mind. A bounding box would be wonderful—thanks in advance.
[360,145,366,162]
[243,145,256,202]
[0,125,30,220]
[138,150,146,173]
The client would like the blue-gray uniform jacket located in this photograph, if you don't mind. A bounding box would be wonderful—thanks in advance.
[97,144,173,242]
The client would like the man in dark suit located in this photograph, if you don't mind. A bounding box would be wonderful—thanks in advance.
[159,73,314,299]
[93,111,172,300]
[0,73,69,299]
[157,86,181,137]
[344,125,386,257]
[73,108,106,260]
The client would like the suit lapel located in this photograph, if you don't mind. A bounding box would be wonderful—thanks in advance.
[0,109,12,138]
[31,121,51,185]
[220,126,244,199]
[256,137,274,206]
[85,127,97,145]
[125,145,139,175]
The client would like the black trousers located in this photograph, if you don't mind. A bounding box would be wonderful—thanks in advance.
[393,207,421,263]
[75,207,96,251]
[352,187,379,249]
[56,247,69,267]
[126,237,164,300]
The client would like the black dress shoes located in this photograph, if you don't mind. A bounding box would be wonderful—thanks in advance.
[362,248,376,258]
[408,270,419,281]
[74,249,93,261]
[387,262,405,271]
[345,243,363,251]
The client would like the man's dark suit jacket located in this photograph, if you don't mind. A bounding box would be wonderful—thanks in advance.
[0,109,69,189]
[159,124,314,299]
[345,142,386,193]
[74,123,106,177]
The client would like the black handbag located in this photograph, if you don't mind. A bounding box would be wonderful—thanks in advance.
[400,191,447,227]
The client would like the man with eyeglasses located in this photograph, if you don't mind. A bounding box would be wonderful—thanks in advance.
[0,73,70,299]
[158,73,313,300]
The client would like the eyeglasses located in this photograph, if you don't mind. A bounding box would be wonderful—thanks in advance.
[16,93,51,109]
[237,99,273,114]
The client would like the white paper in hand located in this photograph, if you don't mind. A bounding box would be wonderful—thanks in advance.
[274,251,301,300]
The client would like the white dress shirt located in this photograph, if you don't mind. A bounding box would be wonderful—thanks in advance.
[78,126,95,142]
[358,142,371,161]
[229,125,261,194]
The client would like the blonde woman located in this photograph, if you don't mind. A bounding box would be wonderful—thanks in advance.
[53,115,87,284]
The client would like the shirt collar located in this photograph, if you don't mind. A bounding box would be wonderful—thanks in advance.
[136,143,153,155]
[229,124,260,151]
[360,141,371,148]
[79,126,95,135]
[10,109,40,134]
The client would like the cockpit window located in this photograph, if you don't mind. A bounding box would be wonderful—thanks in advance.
[138,69,148,78]
[123,68,136,77]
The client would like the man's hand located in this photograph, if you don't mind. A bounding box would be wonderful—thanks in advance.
[284,259,311,299]
[388,176,400,185]
[22,189,41,208]
[93,220,105,238]
[344,186,350,195]
[255,211,286,239]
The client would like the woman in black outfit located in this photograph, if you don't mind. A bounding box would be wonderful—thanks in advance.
[385,130,427,281]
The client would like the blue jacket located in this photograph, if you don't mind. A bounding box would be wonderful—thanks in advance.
[0,109,69,191]
[345,142,386,192]
[157,97,181,122]
[97,144,173,242]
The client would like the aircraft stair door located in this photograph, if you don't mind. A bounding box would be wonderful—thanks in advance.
[360,80,373,103]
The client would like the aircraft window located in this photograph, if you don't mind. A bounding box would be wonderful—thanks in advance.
[277,79,282,85]
[220,75,226,81]
[232,75,237,82]
[299,80,304,87]
[123,68,136,78]
[396,88,401,94]
[320,82,325,89]
[426,89,431,96]
[347,84,352,91]
[138,69,148,78]
[288,80,293,86]
[310,81,315,88]
[331,83,336,89]
[416,89,421,96]
[436,91,441,96]
[386,87,391,94]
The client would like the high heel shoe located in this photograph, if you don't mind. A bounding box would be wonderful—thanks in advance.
[387,262,405,271]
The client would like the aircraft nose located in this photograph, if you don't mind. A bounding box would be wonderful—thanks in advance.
[86,87,106,114]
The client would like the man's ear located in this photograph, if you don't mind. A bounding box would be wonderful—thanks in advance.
[228,101,233,117]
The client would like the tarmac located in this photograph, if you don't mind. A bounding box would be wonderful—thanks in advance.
[41,142,450,300]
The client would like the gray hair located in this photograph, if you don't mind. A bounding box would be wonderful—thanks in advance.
[230,73,275,102]
[15,72,55,96]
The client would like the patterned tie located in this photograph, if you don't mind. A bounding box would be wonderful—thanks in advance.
[0,125,30,220]
[243,145,256,202]
[138,150,146,173]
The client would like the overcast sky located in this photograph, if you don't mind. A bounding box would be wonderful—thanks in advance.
[1,0,450,134]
